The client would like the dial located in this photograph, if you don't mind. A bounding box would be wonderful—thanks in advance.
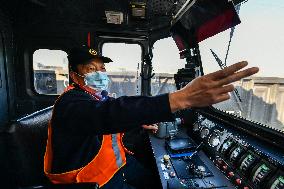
[252,163,271,185]
[230,146,244,162]
[270,176,284,189]
[240,153,257,172]
[208,132,221,147]
[193,122,200,132]
[200,128,210,139]
[206,120,215,129]
[220,139,233,154]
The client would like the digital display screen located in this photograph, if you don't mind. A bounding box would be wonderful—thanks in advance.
[252,164,270,184]
[270,176,284,189]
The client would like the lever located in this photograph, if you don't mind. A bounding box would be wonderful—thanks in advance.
[187,142,203,159]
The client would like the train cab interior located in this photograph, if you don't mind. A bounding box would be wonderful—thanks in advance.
[0,0,284,188]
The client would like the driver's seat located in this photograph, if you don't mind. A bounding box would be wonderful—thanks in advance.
[9,106,99,189]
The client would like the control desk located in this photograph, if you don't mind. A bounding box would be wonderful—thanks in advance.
[149,111,284,189]
[149,128,234,189]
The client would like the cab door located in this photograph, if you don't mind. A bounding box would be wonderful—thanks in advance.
[0,31,8,127]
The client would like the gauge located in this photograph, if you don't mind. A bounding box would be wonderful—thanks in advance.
[240,153,257,172]
[252,163,271,185]
[207,120,215,129]
[208,131,221,147]
[200,127,210,139]
[230,146,244,162]
[220,139,233,154]
[193,122,200,132]
[270,176,284,189]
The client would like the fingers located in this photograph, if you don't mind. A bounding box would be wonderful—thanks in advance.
[212,84,235,95]
[217,67,259,86]
[214,93,230,104]
[207,61,248,80]
[148,125,158,130]
[142,124,158,130]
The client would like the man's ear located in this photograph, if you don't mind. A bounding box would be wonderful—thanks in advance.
[69,71,84,85]
[69,72,77,83]
[76,64,84,74]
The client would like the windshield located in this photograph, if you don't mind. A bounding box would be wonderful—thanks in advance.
[199,0,284,132]
[102,43,142,97]
[151,37,186,95]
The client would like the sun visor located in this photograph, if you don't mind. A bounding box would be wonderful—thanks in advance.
[171,0,241,49]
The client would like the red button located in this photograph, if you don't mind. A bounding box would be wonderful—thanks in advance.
[235,178,242,185]
[228,172,234,178]
[216,159,223,165]
[243,187,249,189]
[222,165,228,171]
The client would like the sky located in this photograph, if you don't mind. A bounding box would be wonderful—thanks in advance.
[33,0,284,78]
[103,43,142,72]
[33,49,68,70]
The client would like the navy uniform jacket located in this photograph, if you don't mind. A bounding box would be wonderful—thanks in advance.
[51,87,174,173]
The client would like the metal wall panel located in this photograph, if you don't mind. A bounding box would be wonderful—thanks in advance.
[0,31,9,127]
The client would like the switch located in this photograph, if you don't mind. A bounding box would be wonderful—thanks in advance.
[235,178,242,185]
[163,155,170,163]
[197,166,206,172]
[169,171,176,178]
[222,165,228,171]
[163,172,169,180]
[228,171,234,178]
[215,159,223,168]
[189,163,195,169]
[161,163,166,171]
[166,164,171,169]
[194,183,199,187]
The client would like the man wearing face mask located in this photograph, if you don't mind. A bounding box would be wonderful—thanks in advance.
[44,47,160,189]
[44,47,259,188]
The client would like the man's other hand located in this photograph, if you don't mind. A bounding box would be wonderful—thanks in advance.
[169,61,259,112]
[142,124,158,133]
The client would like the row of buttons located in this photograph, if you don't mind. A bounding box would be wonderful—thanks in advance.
[214,158,250,189]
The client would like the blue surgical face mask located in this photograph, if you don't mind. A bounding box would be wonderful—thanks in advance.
[84,71,110,91]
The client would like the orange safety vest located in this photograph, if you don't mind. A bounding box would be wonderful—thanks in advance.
[44,87,133,187]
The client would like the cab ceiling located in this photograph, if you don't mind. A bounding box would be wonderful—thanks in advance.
[1,0,247,39]
[1,0,181,35]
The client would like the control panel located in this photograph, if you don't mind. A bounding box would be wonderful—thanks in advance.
[189,113,284,189]
[150,126,235,188]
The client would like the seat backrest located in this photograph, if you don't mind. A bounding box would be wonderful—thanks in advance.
[10,106,53,187]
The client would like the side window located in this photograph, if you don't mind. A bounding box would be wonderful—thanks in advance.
[33,49,69,95]
[151,37,186,95]
[102,43,142,97]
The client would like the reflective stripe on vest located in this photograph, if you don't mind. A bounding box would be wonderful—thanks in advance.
[111,134,124,168]
[44,122,127,187]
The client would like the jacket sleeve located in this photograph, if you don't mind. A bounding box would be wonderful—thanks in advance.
[53,90,175,135]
